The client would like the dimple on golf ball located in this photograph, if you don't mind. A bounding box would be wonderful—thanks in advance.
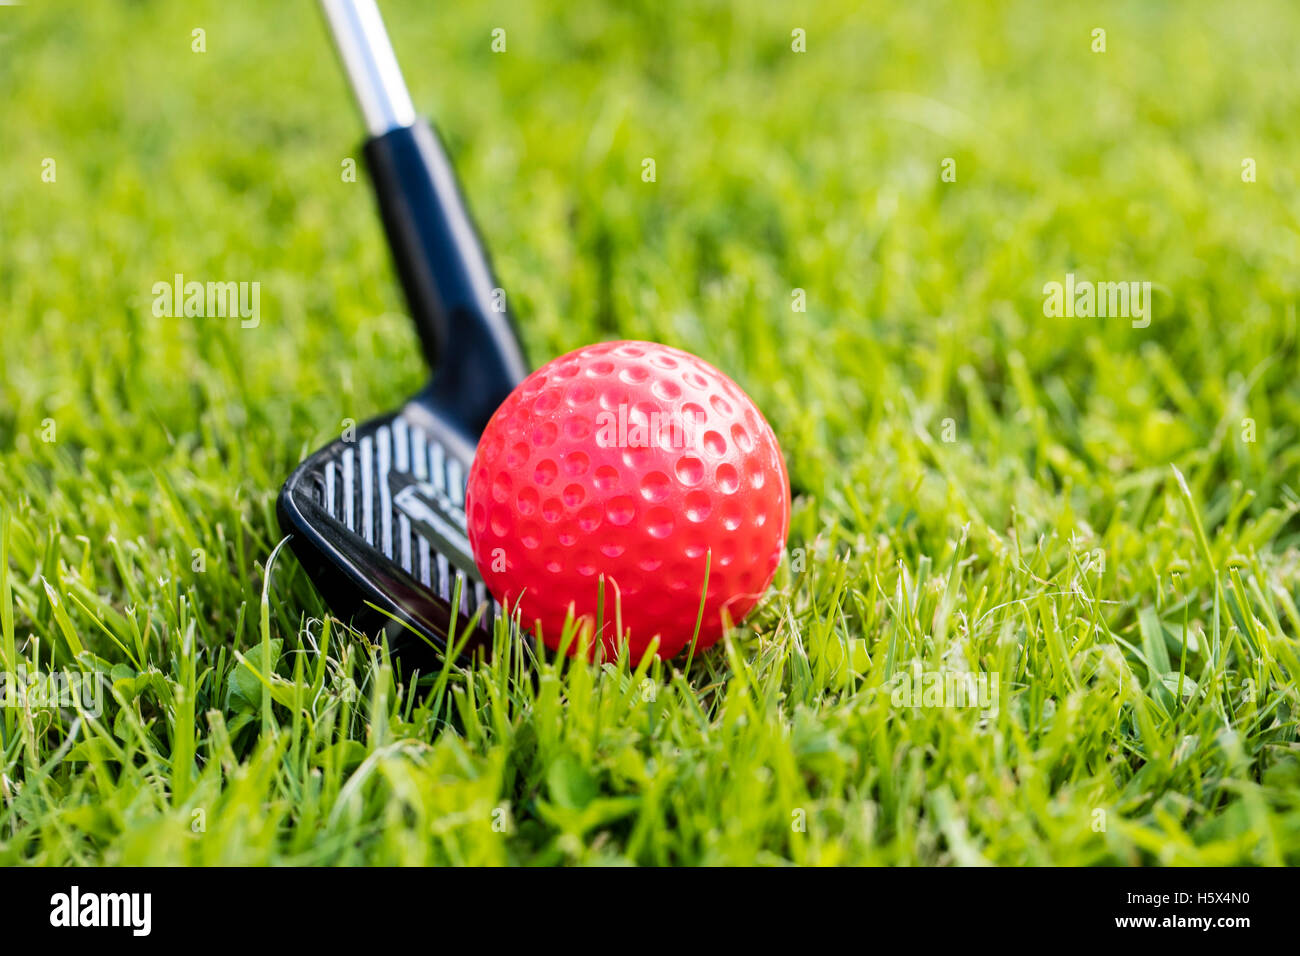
[466,340,790,661]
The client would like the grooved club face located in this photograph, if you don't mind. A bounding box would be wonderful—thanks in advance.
[278,388,498,664]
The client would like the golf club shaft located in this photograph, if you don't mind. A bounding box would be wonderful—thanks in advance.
[320,0,415,135]
[320,0,528,436]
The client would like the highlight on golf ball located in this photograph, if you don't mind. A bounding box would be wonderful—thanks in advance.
[466,340,790,660]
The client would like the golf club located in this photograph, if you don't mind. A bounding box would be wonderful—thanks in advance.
[277,0,528,664]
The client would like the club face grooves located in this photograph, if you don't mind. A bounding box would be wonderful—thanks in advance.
[277,393,497,665]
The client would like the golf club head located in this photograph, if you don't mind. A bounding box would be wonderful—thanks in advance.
[278,386,496,664]
[278,1,528,665]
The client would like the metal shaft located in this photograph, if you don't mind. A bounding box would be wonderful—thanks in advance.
[320,0,416,135]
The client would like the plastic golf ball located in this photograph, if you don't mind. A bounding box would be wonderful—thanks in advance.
[466,340,790,660]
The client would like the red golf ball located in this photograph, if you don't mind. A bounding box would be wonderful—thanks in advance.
[467,340,789,661]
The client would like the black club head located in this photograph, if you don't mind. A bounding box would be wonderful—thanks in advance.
[278,387,497,665]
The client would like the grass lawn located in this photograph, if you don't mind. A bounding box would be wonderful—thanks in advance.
[2,0,1299,865]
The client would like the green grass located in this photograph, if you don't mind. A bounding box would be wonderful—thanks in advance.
[2,0,1299,865]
